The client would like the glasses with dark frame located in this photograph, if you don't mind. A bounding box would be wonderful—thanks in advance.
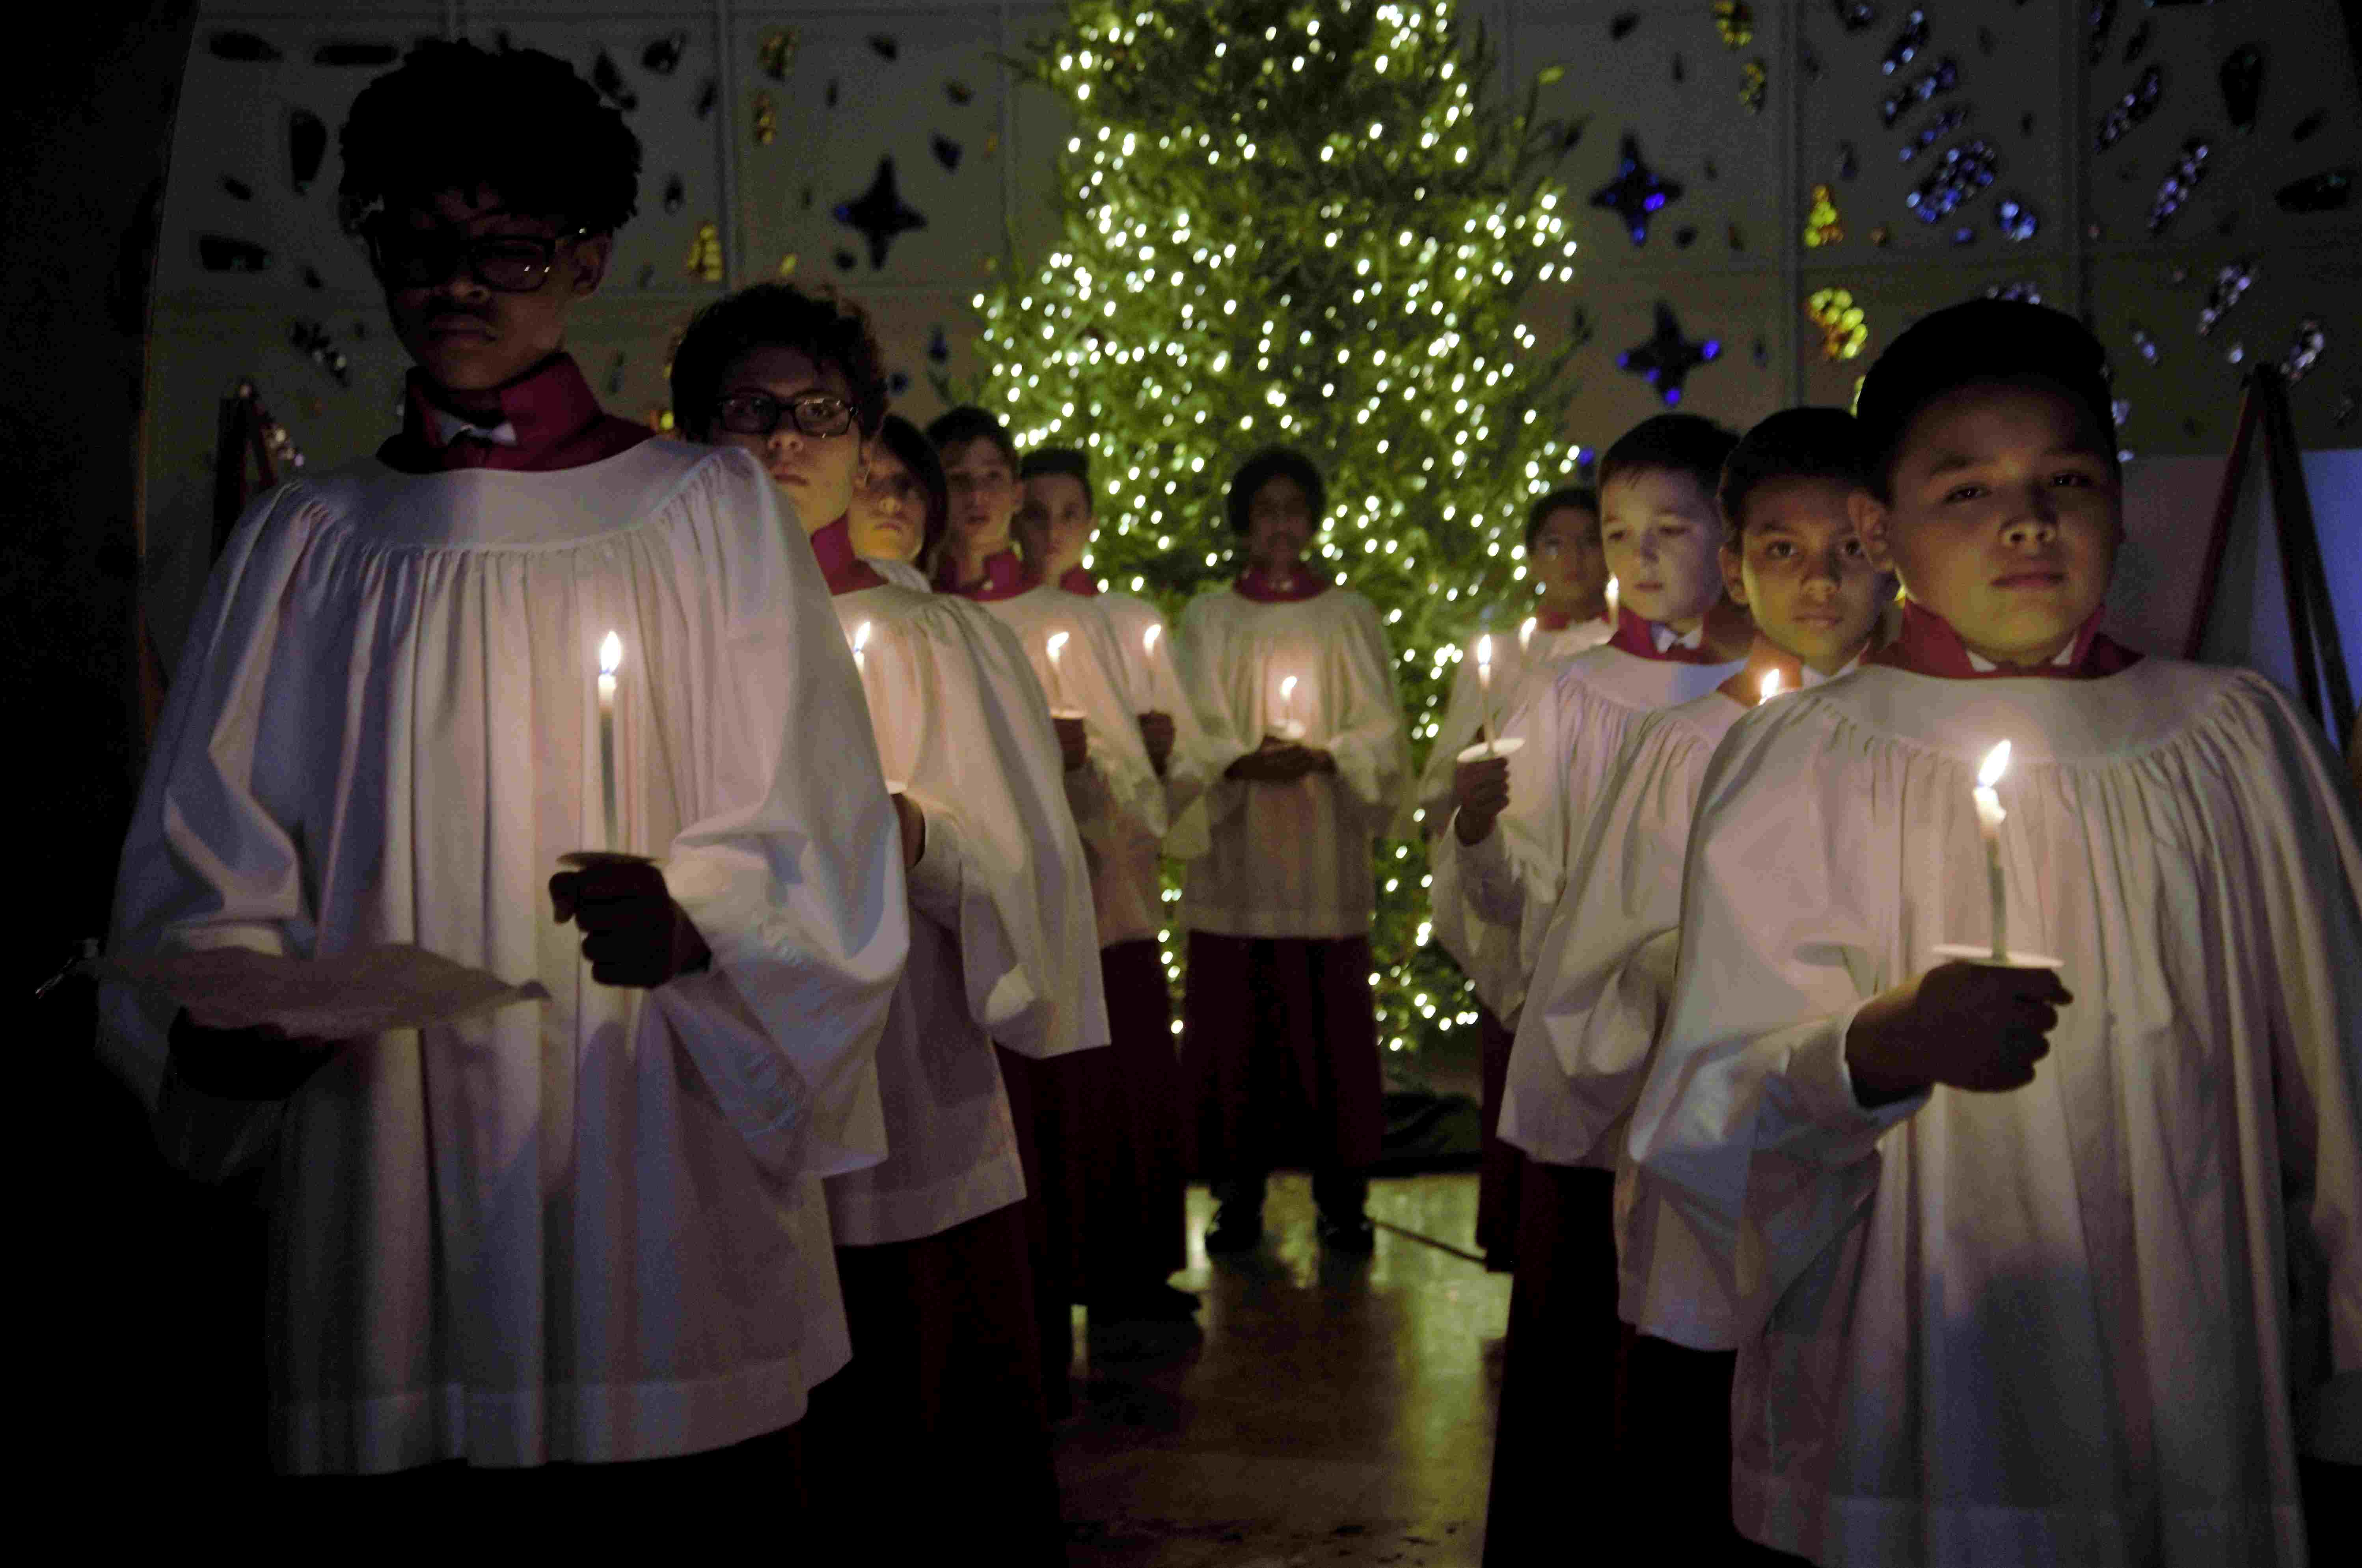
[365,220,589,293]
[715,391,858,439]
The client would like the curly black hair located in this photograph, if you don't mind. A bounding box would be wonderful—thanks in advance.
[337,39,643,237]
[1225,447,1326,535]
[669,283,891,442]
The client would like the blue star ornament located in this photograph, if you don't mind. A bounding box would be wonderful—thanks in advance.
[1590,132,1685,245]
[834,157,929,270]
[1618,301,1721,405]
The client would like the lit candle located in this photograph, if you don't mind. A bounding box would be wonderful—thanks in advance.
[850,619,872,678]
[597,631,622,852]
[1758,668,1783,705]
[1606,575,1620,622]
[1518,615,1536,656]
[1280,674,1300,735]
[1142,623,1162,661]
[1973,741,2011,962]
[1476,633,1499,746]
[1045,630,1071,710]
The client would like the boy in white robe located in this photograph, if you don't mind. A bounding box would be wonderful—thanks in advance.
[1018,446,1211,1323]
[1511,408,1888,1559]
[1177,447,1412,1253]
[99,42,905,1482]
[844,413,949,592]
[674,283,1106,1550]
[928,405,1160,1393]
[1465,413,1752,1561]
[1416,484,1615,1269]
[1636,298,2362,1564]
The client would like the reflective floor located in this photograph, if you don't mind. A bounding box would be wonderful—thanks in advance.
[1056,1171,1510,1566]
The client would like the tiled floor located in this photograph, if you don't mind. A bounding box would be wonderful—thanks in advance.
[1055,1171,1510,1566]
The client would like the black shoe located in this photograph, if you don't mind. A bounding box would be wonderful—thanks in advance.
[1317,1209,1376,1253]
[1205,1204,1264,1253]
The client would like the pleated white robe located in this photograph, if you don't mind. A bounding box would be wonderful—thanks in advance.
[1093,586,1215,877]
[101,440,907,1473]
[825,582,1108,1246]
[1176,586,1411,939]
[1633,660,2362,1565]
[1435,644,1740,1029]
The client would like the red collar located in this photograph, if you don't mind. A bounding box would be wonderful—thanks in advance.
[1234,564,1328,603]
[376,353,651,475]
[1607,604,1737,665]
[1054,565,1099,596]
[1868,600,2142,680]
[810,519,886,596]
[936,547,1033,602]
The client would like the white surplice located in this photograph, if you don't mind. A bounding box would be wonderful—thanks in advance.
[1433,643,1740,1027]
[825,581,1108,1246]
[1176,585,1411,938]
[1413,613,1615,830]
[1632,661,2362,1566]
[1093,586,1215,871]
[101,440,907,1473]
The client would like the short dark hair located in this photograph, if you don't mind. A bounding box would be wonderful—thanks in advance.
[1596,413,1743,506]
[1524,485,1600,551]
[337,40,641,238]
[873,414,950,569]
[1717,408,1865,536]
[1225,447,1326,535]
[927,406,1019,472]
[669,283,890,442]
[1855,298,2118,501]
[1020,447,1094,512]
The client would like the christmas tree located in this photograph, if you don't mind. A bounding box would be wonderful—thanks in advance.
[967,0,1585,1058]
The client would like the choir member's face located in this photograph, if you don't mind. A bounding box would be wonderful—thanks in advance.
[1244,476,1314,574]
[378,188,609,401]
[941,439,1019,551]
[846,447,927,563]
[1527,505,1607,610]
[706,345,864,533]
[1599,467,1726,631]
[1850,379,2122,667]
[1016,473,1095,577]
[1722,479,1887,675]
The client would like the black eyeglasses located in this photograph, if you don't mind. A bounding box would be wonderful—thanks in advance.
[715,391,857,439]
[366,221,588,293]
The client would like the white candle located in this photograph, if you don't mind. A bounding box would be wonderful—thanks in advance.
[1519,615,1536,656]
[1606,575,1620,622]
[597,630,622,852]
[1140,623,1162,711]
[1280,674,1300,734]
[1974,740,2012,961]
[1476,633,1498,746]
[1045,630,1070,709]
[1759,669,1783,705]
[1142,623,1161,661]
[850,619,872,678]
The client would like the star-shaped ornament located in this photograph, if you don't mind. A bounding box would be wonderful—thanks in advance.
[1618,301,1721,405]
[834,157,929,269]
[1590,133,1684,245]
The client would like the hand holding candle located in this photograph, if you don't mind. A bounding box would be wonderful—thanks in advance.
[1973,740,2011,962]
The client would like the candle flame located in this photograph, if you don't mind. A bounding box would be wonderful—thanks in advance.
[852,620,871,653]
[1046,630,1069,664]
[1606,577,1621,619]
[1280,675,1298,700]
[1475,633,1492,670]
[1143,624,1162,657]
[1519,615,1536,651]
[1759,669,1783,702]
[599,631,622,676]
[1977,740,2011,788]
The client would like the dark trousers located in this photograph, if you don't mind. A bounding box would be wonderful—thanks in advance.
[1183,932,1385,1183]
[1474,1003,1521,1272]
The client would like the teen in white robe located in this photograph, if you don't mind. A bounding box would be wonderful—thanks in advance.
[1177,583,1411,936]
[1435,639,1741,1032]
[825,575,1107,1245]
[1633,660,2362,1565]
[102,440,905,1473]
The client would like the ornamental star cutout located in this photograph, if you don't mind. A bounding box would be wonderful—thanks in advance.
[833,157,929,270]
[1618,301,1722,405]
[1589,132,1685,246]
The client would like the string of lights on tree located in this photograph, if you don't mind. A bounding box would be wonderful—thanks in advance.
[962,0,1589,1058]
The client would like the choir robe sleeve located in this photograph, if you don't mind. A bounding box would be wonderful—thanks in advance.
[1499,703,1731,1169]
[1326,591,1414,841]
[857,592,1109,1060]
[1632,671,2362,1444]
